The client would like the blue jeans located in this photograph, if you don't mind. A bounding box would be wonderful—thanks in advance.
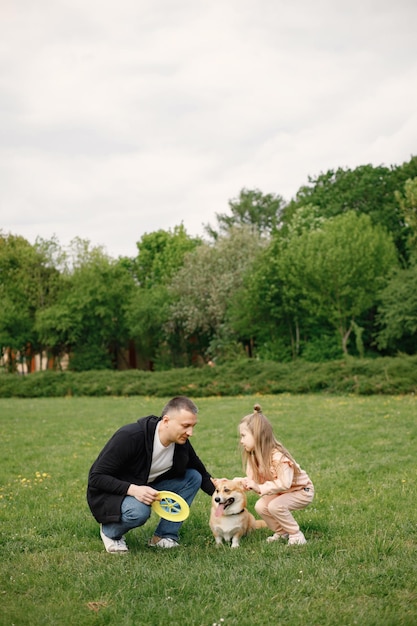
[102,469,202,541]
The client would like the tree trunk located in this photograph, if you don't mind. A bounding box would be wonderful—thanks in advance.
[341,321,354,355]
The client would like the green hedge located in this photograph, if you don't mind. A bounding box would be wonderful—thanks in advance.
[1,355,417,397]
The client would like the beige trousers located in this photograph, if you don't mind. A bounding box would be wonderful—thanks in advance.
[255,487,314,536]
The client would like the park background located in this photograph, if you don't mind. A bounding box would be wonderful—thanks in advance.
[1,156,417,381]
[2,159,417,624]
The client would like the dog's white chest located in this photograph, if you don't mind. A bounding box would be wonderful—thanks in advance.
[212,515,243,540]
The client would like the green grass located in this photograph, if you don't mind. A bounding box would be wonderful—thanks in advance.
[1,395,416,625]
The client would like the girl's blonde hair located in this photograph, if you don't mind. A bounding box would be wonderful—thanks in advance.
[240,404,300,482]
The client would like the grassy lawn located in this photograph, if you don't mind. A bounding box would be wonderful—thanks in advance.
[1,394,416,625]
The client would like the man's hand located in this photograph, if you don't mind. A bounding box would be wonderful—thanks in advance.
[127,484,159,505]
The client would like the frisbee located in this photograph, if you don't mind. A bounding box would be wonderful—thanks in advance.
[151,490,190,521]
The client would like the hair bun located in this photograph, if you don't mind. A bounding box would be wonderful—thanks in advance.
[253,403,262,413]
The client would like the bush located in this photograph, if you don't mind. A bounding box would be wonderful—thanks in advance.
[68,344,112,371]
[1,355,417,397]
[301,334,344,362]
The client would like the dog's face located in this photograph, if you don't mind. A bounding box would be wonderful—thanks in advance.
[212,479,247,518]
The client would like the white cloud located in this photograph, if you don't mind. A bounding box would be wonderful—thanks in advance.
[1,0,417,257]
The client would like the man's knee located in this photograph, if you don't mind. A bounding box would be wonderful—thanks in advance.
[122,497,151,524]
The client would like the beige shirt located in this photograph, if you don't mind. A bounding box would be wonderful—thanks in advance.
[247,450,313,496]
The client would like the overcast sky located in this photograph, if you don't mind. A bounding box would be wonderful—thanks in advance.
[1,0,416,259]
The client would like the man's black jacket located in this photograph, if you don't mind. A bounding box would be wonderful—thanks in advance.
[87,414,215,523]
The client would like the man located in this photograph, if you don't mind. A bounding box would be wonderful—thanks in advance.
[87,396,215,552]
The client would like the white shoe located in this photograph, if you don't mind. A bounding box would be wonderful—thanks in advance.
[148,536,179,549]
[266,532,289,543]
[288,531,307,545]
[100,525,129,553]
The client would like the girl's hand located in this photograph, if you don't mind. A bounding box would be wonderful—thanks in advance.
[243,478,260,493]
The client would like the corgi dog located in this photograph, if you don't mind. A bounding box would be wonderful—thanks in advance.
[210,478,266,548]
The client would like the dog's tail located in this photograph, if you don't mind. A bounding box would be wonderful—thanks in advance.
[255,520,267,529]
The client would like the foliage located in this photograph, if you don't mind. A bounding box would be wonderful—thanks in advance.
[36,240,135,371]
[277,211,399,354]
[376,264,417,353]
[126,225,202,369]
[2,157,417,372]
[251,337,294,363]
[127,284,170,367]
[285,157,417,260]
[395,176,417,259]
[299,333,343,362]
[132,224,201,288]
[0,233,61,370]
[375,180,417,354]
[1,354,417,397]
[205,323,248,364]
[230,210,398,360]
[168,226,265,360]
[204,187,286,239]
[228,232,308,361]
[0,395,416,626]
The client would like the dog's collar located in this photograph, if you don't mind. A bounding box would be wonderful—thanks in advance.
[229,509,245,515]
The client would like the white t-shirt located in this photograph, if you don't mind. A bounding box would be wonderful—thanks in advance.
[148,427,174,483]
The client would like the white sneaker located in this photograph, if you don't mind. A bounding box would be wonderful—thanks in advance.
[266,532,289,543]
[148,536,179,549]
[100,525,129,553]
[288,531,307,545]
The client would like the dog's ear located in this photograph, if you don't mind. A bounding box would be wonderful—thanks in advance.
[211,477,227,488]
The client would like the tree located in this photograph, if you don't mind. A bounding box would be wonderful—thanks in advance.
[133,224,201,288]
[373,177,417,355]
[284,157,417,261]
[168,226,265,362]
[375,265,417,353]
[127,225,202,369]
[228,206,327,362]
[278,212,398,355]
[204,188,286,239]
[36,239,135,370]
[0,233,61,371]
[395,177,417,259]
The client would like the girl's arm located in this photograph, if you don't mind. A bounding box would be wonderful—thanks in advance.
[235,463,257,491]
[258,458,294,495]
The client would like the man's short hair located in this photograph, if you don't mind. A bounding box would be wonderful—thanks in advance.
[162,396,198,417]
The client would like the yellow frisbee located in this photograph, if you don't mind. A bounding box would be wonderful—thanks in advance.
[151,490,190,521]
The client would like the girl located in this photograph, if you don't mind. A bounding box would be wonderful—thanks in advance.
[237,403,314,545]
